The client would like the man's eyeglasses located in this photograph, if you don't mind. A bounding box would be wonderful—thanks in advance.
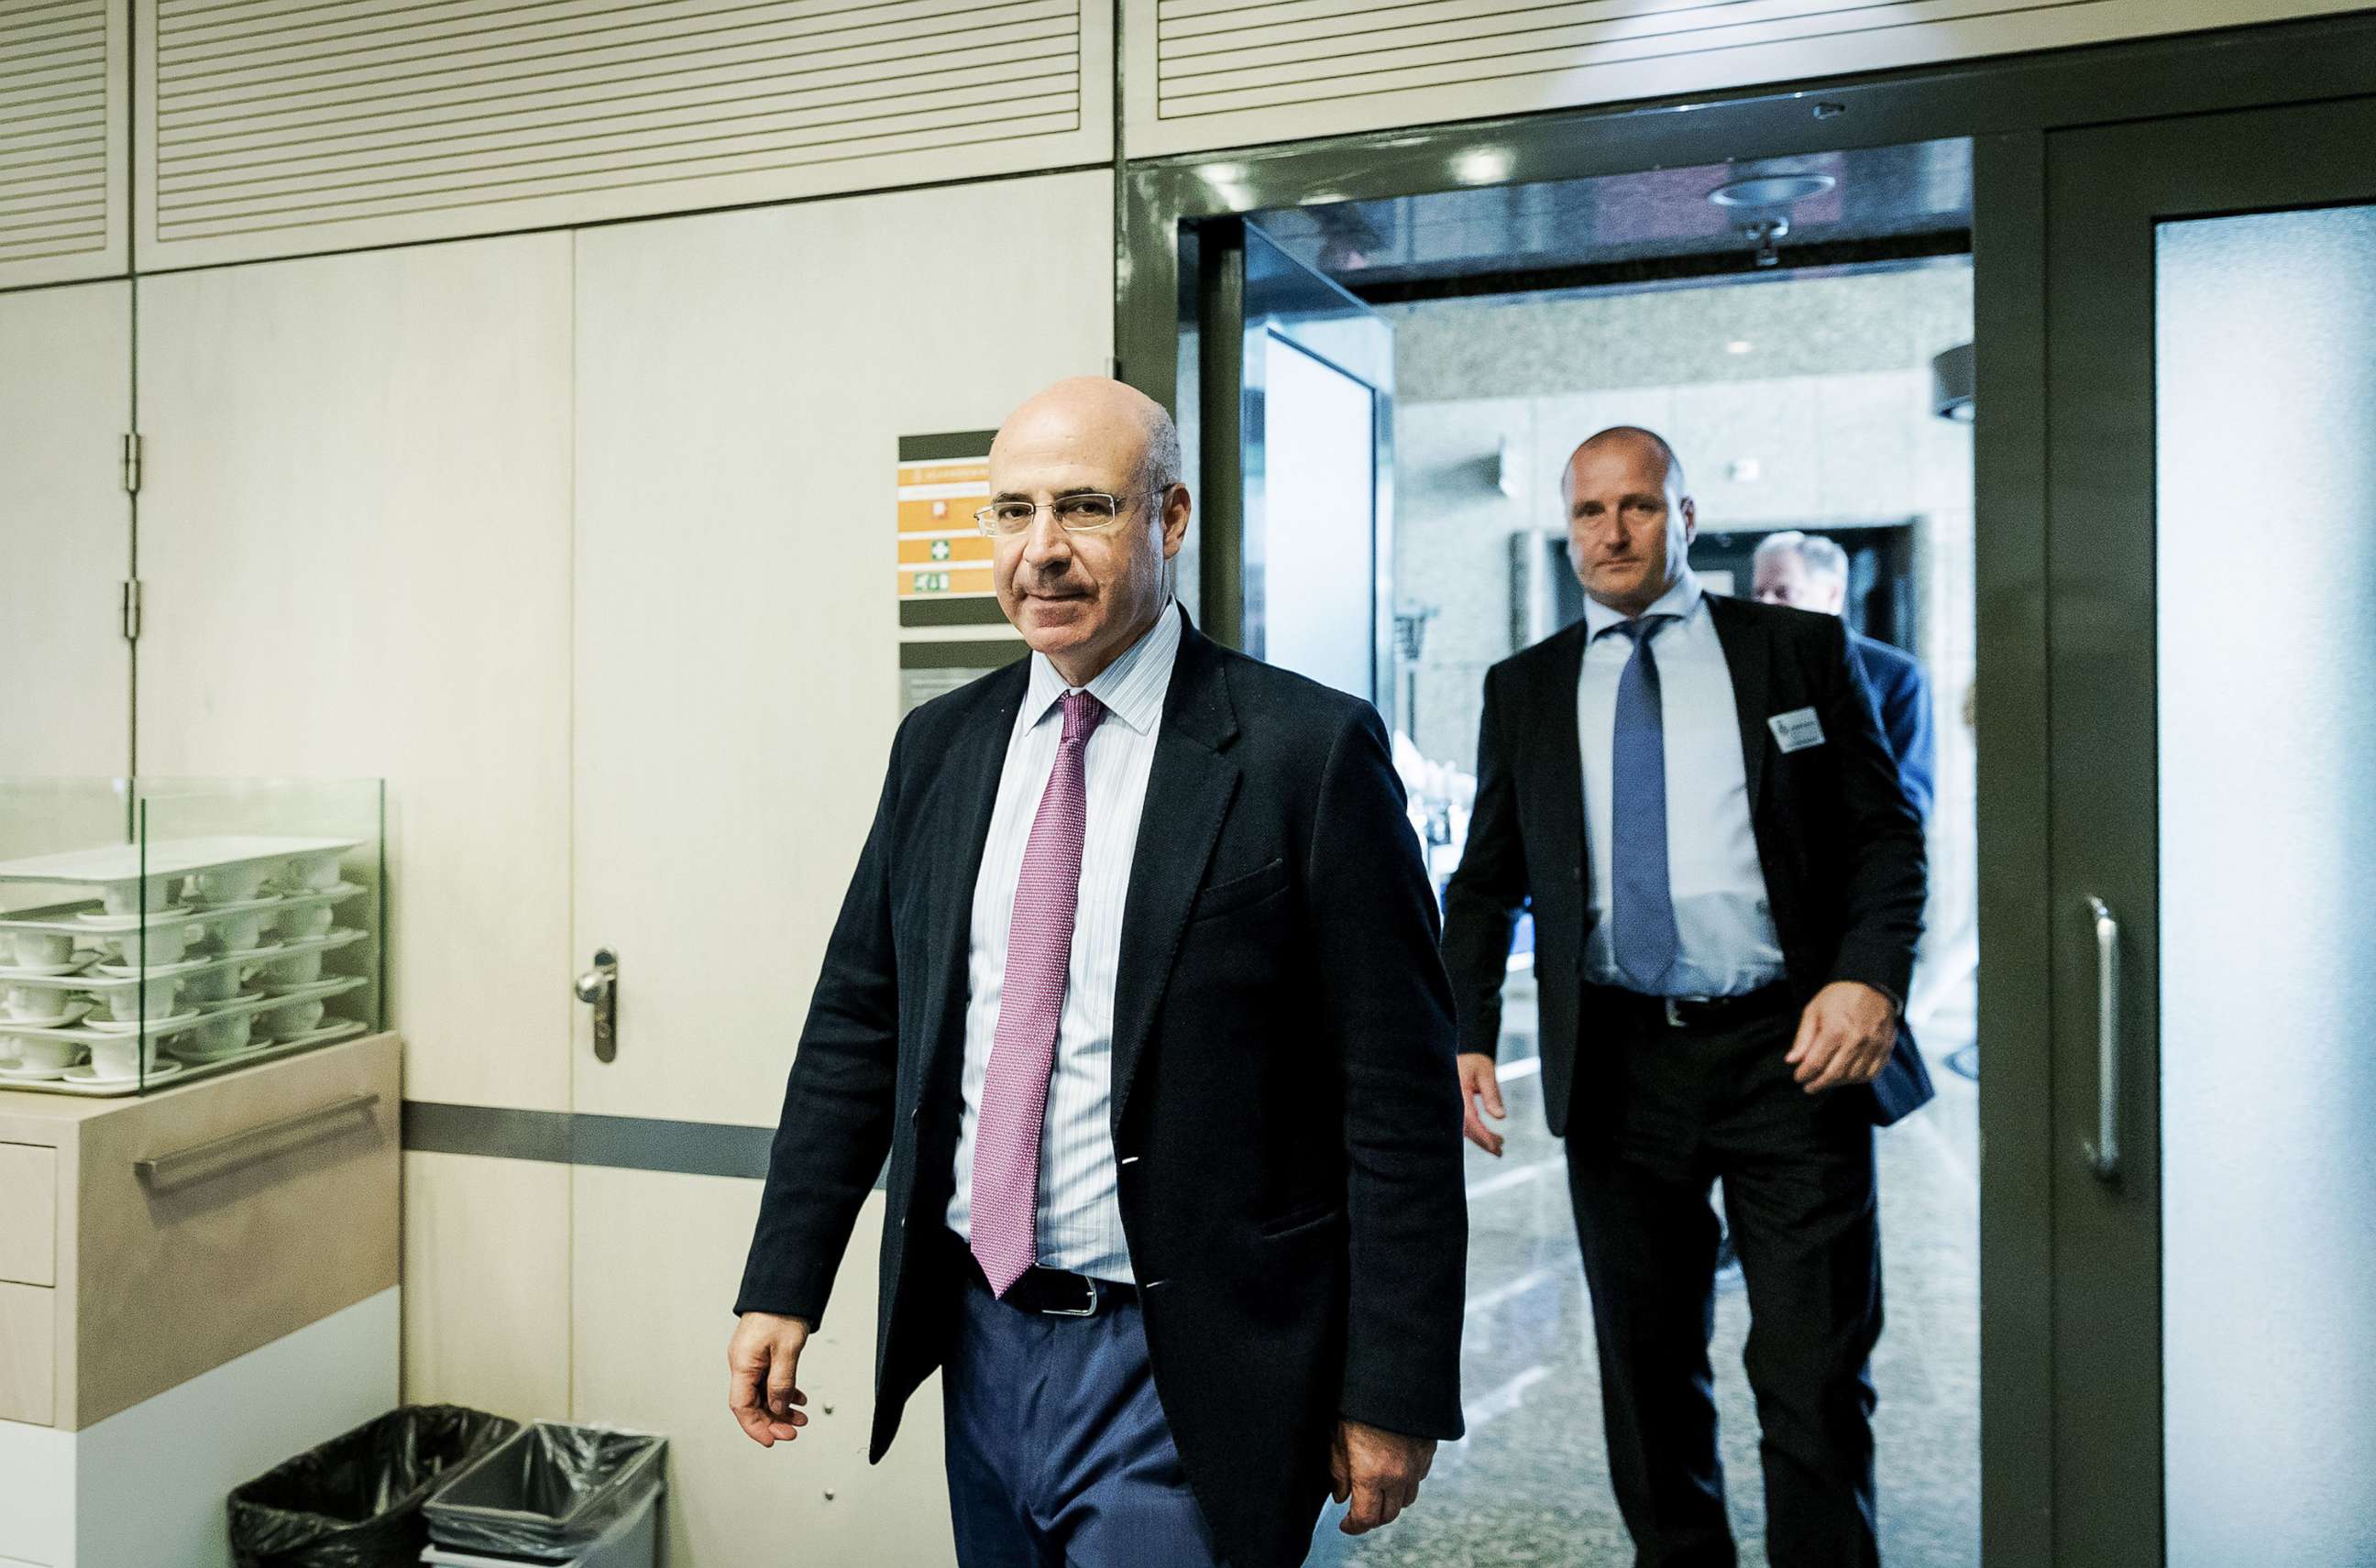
[974,492,1140,537]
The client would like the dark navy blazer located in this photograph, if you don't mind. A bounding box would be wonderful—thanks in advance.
[1849,630,1936,824]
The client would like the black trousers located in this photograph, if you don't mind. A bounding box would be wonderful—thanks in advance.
[1565,986,1882,1568]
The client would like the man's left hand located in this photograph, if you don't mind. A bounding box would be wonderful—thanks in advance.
[1329,1419,1436,1535]
[1786,981,1898,1093]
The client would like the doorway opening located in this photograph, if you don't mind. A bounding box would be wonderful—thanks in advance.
[1198,139,1981,1568]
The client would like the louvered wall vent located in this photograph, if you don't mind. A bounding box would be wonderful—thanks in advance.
[2,0,126,287]
[140,0,1108,269]
[1128,0,2367,157]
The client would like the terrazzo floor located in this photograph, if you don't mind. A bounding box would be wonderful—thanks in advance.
[1308,996,1980,1568]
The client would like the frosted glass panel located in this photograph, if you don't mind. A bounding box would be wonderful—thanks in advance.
[2157,205,2376,1568]
[1261,332,1378,701]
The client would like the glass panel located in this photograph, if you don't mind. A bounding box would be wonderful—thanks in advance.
[0,777,384,1095]
[2157,204,2376,1565]
[1259,331,1378,702]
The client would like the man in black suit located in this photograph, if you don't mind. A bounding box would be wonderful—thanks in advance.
[1444,427,1929,1568]
[728,378,1466,1568]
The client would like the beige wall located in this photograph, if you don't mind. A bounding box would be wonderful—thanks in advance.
[0,280,130,777]
[379,170,1106,1565]
[0,160,1110,1562]
[135,233,579,1114]
[566,172,1116,1129]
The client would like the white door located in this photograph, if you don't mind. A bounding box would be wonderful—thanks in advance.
[0,280,131,784]
[567,170,1115,1128]
[134,237,578,1114]
[566,170,1114,1568]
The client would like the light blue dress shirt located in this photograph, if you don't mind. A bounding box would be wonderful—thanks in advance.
[946,605,1182,1283]
[1578,569,1787,998]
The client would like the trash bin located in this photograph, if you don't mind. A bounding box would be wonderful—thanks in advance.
[229,1405,522,1568]
[422,1422,666,1564]
[420,1486,659,1568]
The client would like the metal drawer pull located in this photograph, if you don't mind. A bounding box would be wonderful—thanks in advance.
[136,1091,381,1192]
[2084,897,2120,1183]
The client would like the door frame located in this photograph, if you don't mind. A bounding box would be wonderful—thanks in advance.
[1114,14,2376,1564]
[1237,221,1397,720]
[2041,94,2376,1565]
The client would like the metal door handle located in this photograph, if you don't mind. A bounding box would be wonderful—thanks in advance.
[576,948,619,1063]
[2085,898,2120,1182]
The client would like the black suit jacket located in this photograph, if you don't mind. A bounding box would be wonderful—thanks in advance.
[1441,594,1932,1140]
[736,608,1468,1568]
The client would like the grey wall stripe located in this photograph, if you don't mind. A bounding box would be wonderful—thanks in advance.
[901,639,1028,670]
[402,1100,827,1183]
[576,1113,777,1180]
[902,598,1012,629]
[898,429,996,463]
[403,1101,575,1164]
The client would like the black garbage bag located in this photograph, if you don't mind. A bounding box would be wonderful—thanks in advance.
[424,1422,666,1562]
[229,1405,522,1568]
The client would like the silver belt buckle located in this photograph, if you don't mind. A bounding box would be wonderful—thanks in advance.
[1041,1277,1101,1318]
[1663,996,1686,1029]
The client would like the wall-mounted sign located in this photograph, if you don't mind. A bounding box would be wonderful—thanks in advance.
[896,432,1028,714]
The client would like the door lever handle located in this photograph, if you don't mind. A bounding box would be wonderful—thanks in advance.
[576,948,619,1063]
[2084,899,2120,1182]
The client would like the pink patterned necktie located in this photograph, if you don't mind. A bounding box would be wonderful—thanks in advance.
[971,689,1107,1297]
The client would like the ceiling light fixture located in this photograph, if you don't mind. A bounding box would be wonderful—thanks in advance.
[1708,171,1837,207]
[1454,148,1513,185]
[1932,343,1976,422]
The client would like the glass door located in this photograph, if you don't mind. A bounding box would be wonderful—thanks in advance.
[2043,96,2376,1565]
[1238,222,1395,718]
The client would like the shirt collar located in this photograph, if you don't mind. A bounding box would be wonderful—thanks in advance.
[1022,600,1182,738]
[1582,565,1704,640]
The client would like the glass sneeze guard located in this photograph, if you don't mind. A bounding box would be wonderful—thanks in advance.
[0,777,385,1097]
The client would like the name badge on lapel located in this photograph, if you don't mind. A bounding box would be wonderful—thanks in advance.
[1768,707,1826,753]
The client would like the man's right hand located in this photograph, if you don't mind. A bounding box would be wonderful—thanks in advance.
[1458,1051,1506,1157]
[728,1311,813,1448]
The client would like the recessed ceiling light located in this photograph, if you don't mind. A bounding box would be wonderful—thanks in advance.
[1454,148,1513,185]
[1199,162,1248,185]
[1709,172,1837,207]
[1727,340,1754,355]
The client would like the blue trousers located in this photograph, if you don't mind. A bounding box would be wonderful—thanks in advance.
[943,1275,1228,1568]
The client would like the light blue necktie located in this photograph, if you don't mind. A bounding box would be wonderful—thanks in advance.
[1608,615,1681,992]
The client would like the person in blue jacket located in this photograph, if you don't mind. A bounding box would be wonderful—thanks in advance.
[1753,531,1935,822]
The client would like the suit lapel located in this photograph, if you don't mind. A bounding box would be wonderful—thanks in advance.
[1707,593,1771,810]
[1110,609,1240,1128]
[1543,623,1590,888]
[913,661,1027,1102]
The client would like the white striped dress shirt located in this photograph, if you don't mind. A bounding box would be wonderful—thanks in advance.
[945,604,1182,1283]
[1577,568,1787,996]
